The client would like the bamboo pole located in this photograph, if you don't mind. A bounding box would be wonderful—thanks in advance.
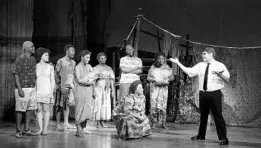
[133,8,142,56]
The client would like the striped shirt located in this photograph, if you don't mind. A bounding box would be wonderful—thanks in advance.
[119,56,142,84]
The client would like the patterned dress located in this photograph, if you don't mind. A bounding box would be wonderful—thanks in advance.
[74,63,93,125]
[92,64,115,121]
[148,64,172,123]
[113,94,152,140]
[36,63,55,104]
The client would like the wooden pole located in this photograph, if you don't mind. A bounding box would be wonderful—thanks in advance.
[156,28,161,52]
[184,34,190,82]
[112,51,116,108]
[112,52,116,74]
[133,8,142,56]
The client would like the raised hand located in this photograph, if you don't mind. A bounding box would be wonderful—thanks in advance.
[169,57,179,63]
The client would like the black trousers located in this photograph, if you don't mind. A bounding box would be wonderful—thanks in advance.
[198,90,228,140]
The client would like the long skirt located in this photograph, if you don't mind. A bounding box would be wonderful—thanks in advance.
[74,84,93,125]
[113,114,152,140]
[92,88,111,121]
[150,84,168,123]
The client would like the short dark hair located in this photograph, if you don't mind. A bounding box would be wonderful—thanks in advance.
[96,52,107,61]
[204,47,216,58]
[78,49,91,61]
[154,52,166,61]
[79,49,91,57]
[36,47,50,63]
[64,44,74,53]
[153,52,166,68]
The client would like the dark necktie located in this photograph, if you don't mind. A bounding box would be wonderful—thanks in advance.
[203,63,210,91]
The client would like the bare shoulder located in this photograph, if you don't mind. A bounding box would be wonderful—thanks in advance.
[105,64,113,70]
[72,60,76,65]
[49,63,54,69]
[75,63,81,69]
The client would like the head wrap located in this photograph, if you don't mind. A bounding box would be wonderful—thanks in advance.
[129,80,142,94]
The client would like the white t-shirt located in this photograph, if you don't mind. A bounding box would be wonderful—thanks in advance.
[119,56,142,84]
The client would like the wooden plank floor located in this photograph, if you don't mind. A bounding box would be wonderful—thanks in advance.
[0,120,260,148]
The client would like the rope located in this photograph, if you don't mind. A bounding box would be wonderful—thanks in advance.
[119,20,138,50]
[141,15,261,49]
[126,20,138,41]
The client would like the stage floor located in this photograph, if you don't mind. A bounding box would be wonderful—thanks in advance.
[0,120,260,148]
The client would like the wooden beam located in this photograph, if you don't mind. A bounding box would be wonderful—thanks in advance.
[133,8,142,56]
[184,34,190,82]
[156,28,161,52]
[140,29,163,40]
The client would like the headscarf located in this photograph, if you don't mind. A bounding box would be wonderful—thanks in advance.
[129,80,142,94]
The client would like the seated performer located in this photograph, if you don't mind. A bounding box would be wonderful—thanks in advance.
[113,80,152,140]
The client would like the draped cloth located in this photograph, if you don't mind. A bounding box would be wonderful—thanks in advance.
[162,32,180,75]
[191,44,261,127]
[113,94,152,140]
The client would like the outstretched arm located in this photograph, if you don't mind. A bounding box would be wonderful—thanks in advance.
[169,57,199,77]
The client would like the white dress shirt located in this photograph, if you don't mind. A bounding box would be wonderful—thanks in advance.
[187,60,230,92]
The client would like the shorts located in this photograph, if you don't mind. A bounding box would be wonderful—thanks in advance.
[15,88,37,112]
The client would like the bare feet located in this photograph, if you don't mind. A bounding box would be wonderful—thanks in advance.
[100,121,108,128]
[36,130,43,135]
[15,132,23,138]
[101,123,108,128]
[162,123,168,129]
[64,123,76,129]
[23,130,37,136]
[96,124,102,128]
[151,123,156,129]
[56,124,64,131]
[83,128,92,134]
[41,130,48,135]
[75,131,84,137]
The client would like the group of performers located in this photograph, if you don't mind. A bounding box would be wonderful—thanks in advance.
[13,41,230,145]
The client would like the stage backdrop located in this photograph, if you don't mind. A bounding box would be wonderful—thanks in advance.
[0,0,34,119]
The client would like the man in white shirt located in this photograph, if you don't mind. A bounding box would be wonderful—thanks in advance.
[170,47,230,145]
[119,45,143,103]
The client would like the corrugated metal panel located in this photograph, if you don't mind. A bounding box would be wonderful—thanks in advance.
[0,0,33,119]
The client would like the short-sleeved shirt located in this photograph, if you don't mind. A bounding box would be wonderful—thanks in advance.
[119,56,142,84]
[55,57,76,88]
[13,54,36,88]
[186,60,230,91]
